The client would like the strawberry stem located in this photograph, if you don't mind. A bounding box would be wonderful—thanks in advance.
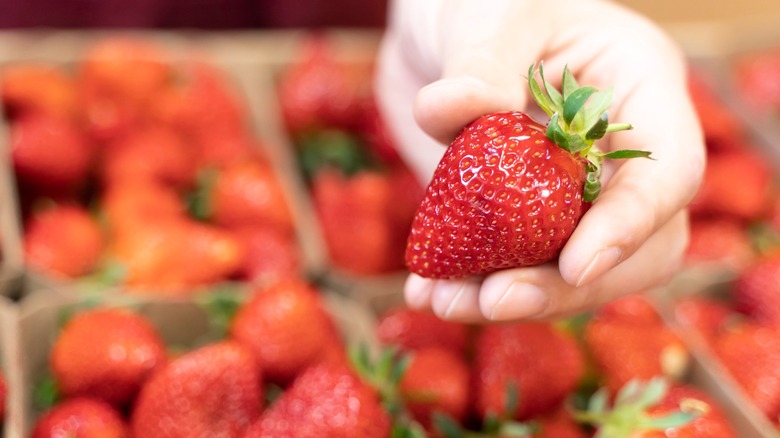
[528,63,651,202]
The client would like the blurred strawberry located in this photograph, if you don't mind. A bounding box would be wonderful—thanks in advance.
[472,322,585,420]
[358,99,402,164]
[714,322,780,419]
[687,71,745,151]
[100,125,196,189]
[591,293,663,326]
[732,255,780,325]
[51,308,167,407]
[100,180,186,232]
[31,397,130,438]
[533,408,587,438]
[195,129,257,170]
[376,307,470,356]
[0,369,5,420]
[642,384,737,438]
[109,217,244,291]
[206,157,294,232]
[735,48,780,113]
[229,279,341,384]
[674,296,735,342]
[243,363,390,438]
[277,35,372,136]
[690,149,773,221]
[1,63,78,120]
[11,112,93,195]
[399,347,470,432]
[584,313,689,395]
[131,341,262,438]
[685,217,755,270]
[232,225,302,284]
[24,204,105,279]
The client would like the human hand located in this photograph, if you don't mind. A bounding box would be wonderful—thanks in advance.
[375,0,705,322]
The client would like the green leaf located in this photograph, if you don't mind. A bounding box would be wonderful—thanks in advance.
[562,65,580,100]
[390,353,411,385]
[499,421,536,437]
[584,172,601,202]
[186,166,219,221]
[433,412,466,438]
[566,134,589,154]
[539,62,563,110]
[528,65,556,117]
[640,411,698,430]
[602,150,653,160]
[580,89,614,132]
[588,388,609,414]
[348,343,373,379]
[636,378,668,409]
[504,382,519,419]
[34,375,60,410]
[546,113,570,151]
[563,86,596,125]
[586,113,609,140]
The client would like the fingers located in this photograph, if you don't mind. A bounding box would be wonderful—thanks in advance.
[405,210,689,323]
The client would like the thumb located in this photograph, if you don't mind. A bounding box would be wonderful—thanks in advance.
[413,0,552,144]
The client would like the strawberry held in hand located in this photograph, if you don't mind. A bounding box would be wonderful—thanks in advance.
[406,64,650,279]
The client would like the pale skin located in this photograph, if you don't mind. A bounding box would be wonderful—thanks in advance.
[375,0,705,322]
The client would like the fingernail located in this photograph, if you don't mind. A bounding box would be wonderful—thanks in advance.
[576,246,623,287]
[430,280,468,318]
[404,274,434,309]
[489,282,549,321]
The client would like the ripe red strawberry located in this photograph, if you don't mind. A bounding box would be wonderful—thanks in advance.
[674,296,735,342]
[229,279,342,384]
[689,149,773,222]
[376,306,470,356]
[687,71,745,151]
[399,347,470,431]
[1,63,78,120]
[24,204,105,279]
[208,157,294,232]
[732,255,780,325]
[31,397,130,438]
[0,368,6,420]
[713,322,780,418]
[685,217,755,270]
[109,217,244,291]
[100,180,186,233]
[131,341,262,438]
[641,384,737,438]
[735,48,780,113]
[592,293,663,325]
[584,315,689,395]
[100,125,196,189]
[533,408,587,438]
[406,64,647,279]
[50,308,167,407]
[472,322,585,420]
[11,112,93,194]
[243,363,391,438]
[231,225,302,284]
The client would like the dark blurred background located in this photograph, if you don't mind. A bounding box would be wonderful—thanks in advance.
[0,0,388,29]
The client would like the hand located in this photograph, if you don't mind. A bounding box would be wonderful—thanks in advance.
[375,0,705,322]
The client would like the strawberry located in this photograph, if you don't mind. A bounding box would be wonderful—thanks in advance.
[131,341,262,438]
[673,296,735,342]
[31,397,130,438]
[228,279,342,384]
[207,157,294,232]
[472,322,585,420]
[687,71,745,151]
[685,217,755,270]
[376,306,470,356]
[735,48,780,113]
[100,180,186,233]
[0,368,5,420]
[108,217,244,291]
[399,347,470,431]
[584,314,689,395]
[713,322,780,418]
[406,64,647,279]
[231,225,302,284]
[533,408,587,438]
[24,204,105,279]
[242,363,391,438]
[732,255,780,325]
[50,308,167,407]
[689,149,773,222]
[591,293,663,326]
[1,63,78,120]
[642,384,737,438]
[11,112,93,195]
[100,125,196,189]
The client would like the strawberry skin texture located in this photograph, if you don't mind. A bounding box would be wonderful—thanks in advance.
[733,255,780,326]
[131,341,262,438]
[31,397,130,438]
[472,322,585,420]
[243,363,391,438]
[376,306,470,356]
[406,111,587,279]
[51,308,167,407]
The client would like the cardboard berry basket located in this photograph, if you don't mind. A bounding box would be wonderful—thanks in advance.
[16,282,378,436]
[652,283,780,438]
[0,295,21,438]
[0,30,330,298]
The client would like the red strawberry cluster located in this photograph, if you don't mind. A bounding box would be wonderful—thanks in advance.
[277,36,423,277]
[733,46,780,115]
[373,294,736,437]
[5,38,301,293]
[31,279,394,438]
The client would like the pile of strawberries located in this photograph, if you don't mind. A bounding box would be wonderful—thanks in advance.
[276,36,423,277]
[5,38,301,293]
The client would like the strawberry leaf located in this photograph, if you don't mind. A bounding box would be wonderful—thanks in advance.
[561,65,580,100]
[581,89,614,131]
[433,412,467,438]
[586,113,609,140]
[563,86,596,125]
[546,114,570,150]
[602,150,653,160]
[528,65,556,117]
[539,62,563,109]
[584,172,601,202]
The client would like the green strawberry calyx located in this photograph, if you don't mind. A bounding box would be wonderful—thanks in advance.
[573,377,701,438]
[528,63,652,202]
